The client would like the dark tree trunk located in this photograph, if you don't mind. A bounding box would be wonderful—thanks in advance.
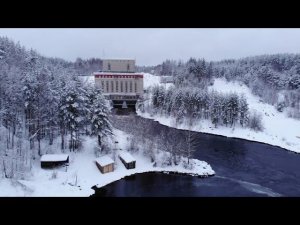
[8,127,11,149]
[98,135,102,146]
[49,128,53,145]
[38,137,41,156]
[61,127,65,150]
[37,120,41,156]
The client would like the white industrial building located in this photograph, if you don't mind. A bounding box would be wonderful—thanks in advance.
[94,59,143,108]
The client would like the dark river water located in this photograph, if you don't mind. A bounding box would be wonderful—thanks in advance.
[92,116,300,197]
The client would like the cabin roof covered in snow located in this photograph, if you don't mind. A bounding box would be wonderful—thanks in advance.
[96,156,114,167]
[40,154,69,162]
[119,151,135,163]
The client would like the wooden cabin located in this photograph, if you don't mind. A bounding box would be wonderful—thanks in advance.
[119,151,136,169]
[95,156,114,174]
[40,154,69,168]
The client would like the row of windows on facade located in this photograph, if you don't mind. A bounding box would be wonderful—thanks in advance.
[108,63,131,71]
[109,96,138,100]
[101,80,138,93]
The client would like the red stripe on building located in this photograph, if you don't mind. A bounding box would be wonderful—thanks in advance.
[94,73,143,79]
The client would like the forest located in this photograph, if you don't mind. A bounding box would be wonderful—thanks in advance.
[0,37,112,178]
[1,35,300,179]
[139,55,300,120]
[141,85,263,133]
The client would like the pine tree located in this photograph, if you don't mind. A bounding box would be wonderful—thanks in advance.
[89,88,113,148]
[59,85,83,151]
[239,95,249,127]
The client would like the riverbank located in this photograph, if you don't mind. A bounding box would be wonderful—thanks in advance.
[137,110,300,154]
[0,129,214,196]
[139,74,300,154]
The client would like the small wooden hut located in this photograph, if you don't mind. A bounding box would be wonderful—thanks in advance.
[119,151,136,169]
[40,154,69,168]
[95,156,114,174]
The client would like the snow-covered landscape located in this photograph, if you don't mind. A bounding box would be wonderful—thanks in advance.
[1,29,300,197]
[0,129,214,197]
[138,76,300,153]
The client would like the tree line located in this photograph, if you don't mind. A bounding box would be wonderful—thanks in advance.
[0,37,112,178]
[139,55,300,119]
[111,115,198,168]
[141,85,263,131]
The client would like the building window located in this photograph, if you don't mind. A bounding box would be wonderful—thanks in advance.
[129,82,132,92]
[116,81,119,92]
[106,81,109,92]
[135,82,137,92]
[127,64,130,71]
[125,81,128,93]
[101,81,105,91]
[111,81,114,92]
[108,63,111,71]
[120,81,123,92]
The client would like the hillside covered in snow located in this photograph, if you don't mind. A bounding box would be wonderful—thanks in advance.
[138,76,300,153]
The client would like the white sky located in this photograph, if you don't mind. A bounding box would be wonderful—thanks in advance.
[0,28,300,66]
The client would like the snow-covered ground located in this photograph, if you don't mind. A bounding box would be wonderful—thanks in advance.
[0,129,214,196]
[141,73,174,90]
[137,77,300,153]
[78,75,95,86]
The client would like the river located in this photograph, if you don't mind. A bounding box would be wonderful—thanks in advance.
[92,116,300,197]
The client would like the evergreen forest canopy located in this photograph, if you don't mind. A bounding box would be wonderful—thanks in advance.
[138,55,300,119]
[0,37,112,178]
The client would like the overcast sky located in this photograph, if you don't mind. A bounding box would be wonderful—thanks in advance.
[0,28,300,66]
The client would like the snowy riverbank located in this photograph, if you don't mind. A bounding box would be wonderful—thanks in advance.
[137,78,300,153]
[0,129,214,197]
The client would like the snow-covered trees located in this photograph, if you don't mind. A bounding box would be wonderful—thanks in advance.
[0,36,113,178]
[213,54,300,118]
[59,86,83,151]
[58,78,114,152]
[182,130,197,165]
[111,115,187,166]
[148,86,262,131]
[248,111,264,132]
[141,53,300,120]
[88,88,113,146]
[151,85,165,109]
[74,57,102,75]
[238,95,249,127]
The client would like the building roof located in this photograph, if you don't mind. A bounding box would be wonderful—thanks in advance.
[40,154,69,162]
[102,59,135,61]
[96,156,114,167]
[119,151,136,163]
